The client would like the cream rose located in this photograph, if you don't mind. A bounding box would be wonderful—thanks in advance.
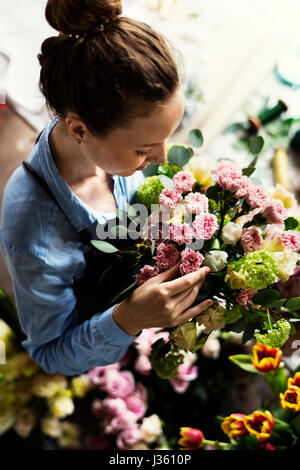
[221,222,243,244]
[140,414,163,444]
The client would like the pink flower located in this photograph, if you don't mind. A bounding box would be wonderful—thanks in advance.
[179,247,204,276]
[236,207,262,227]
[105,370,135,398]
[262,199,288,223]
[154,242,180,271]
[134,328,169,356]
[263,223,285,239]
[193,213,219,240]
[116,425,142,450]
[278,267,300,299]
[184,193,209,214]
[170,222,194,245]
[88,363,120,386]
[135,265,160,286]
[235,176,251,199]
[169,364,198,394]
[159,188,182,209]
[101,398,128,417]
[212,160,242,178]
[217,173,242,193]
[105,410,138,434]
[135,382,148,402]
[246,185,268,209]
[236,288,259,311]
[134,355,152,376]
[280,231,300,252]
[124,394,147,420]
[173,171,196,193]
[241,228,263,253]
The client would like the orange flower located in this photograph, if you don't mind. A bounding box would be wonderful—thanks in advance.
[287,371,300,390]
[243,410,275,442]
[251,342,282,372]
[279,386,300,412]
[221,413,249,438]
[178,427,204,450]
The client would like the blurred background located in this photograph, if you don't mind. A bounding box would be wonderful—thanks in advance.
[0,0,300,450]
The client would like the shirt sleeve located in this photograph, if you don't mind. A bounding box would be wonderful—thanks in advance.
[0,243,140,376]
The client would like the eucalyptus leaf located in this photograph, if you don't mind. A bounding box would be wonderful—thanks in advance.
[286,297,300,312]
[242,166,256,177]
[252,289,280,307]
[223,122,246,134]
[189,129,204,148]
[110,225,128,238]
[159,174,175,189]
[249,136,264,155]
[167,145,191,167]
[151,240,156,256]
[91,240,119,253]
[142,162,160,177]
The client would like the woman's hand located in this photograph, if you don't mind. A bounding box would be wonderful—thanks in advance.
[112,262,213,336]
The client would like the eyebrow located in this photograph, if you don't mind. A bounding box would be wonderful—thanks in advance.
[139,143,161,147]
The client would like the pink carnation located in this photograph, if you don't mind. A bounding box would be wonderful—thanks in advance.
[262,199,288,223]
[184,192,209,214]
[236,207,262,227]
[236,288,259,311]
[170,222,194,245]
[212,160,242,178]
[124,394,147,420]
[154,242,180,271]
[280,231,300,252]
[169,364,198,394]
[105,370,136,399]
[179,247,204,275]
[159,188,182,209]
[241,228,263,253]
[88,364,120,386]
[246,185,268,209]
[116,425,142,450]
[235,176,251,199]
[217,173,242,193]
[263,223,285,239]
[135,265,159,286]
[192,213,219,240]
[173,171,196,193]
[134,355,152,376]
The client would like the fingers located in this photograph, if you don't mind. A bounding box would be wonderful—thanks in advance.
[153,261,181,283]
[171,276,205,306]
[164,266,211,296]
[177,298,213,325]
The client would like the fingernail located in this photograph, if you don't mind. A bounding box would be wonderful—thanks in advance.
[204,267,210,274]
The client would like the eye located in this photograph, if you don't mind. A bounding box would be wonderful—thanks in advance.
[136,149,151,157]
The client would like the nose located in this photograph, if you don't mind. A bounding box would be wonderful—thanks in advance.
[150,144,168,165]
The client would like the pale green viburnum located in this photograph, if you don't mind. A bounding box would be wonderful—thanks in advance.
[136,176,164,210]
[254,319,291,348]
[239,250,279,291]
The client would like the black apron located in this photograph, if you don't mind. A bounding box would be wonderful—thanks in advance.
[22,160,151,324]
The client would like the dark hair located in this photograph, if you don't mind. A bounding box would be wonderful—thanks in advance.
[38,0,183,137]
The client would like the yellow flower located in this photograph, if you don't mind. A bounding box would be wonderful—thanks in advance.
[262,237,286,253]
[183,155,213,187]
[269,184,297,209]
[271,250,299,282]
[32,373,68,398]
[49,395,75,419]
[58,422,81,449]
[41,416,62,438]
[243,410,275,442]
[225,268,247,290]
[221,414,248,438]
[0,320,16,357]
[251,342,282,372]
[70,374,92,398]
[279,386,300,412]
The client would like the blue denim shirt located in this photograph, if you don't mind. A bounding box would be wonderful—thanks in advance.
[0,117,145,375]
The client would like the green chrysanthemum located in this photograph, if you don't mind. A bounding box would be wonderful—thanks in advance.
[254,319,291,348]
[239,250,279,290]
[136,176,164,210]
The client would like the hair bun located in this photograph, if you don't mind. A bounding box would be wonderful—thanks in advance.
[45,0,122,34]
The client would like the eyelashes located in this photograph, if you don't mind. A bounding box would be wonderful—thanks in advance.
[136,150,151,157]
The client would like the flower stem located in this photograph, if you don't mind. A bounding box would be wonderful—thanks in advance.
[203,439,231,449]
[267,308,273,330]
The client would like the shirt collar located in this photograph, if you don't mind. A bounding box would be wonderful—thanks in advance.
[33,117,119,233]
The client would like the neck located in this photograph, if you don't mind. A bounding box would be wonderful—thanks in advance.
[49,120,107,185]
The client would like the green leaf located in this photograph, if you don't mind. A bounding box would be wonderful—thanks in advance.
[91,240,119,253]
[290,413,300,435]
[284,217,299,231]
[271,299,287,309]
[286,297,300,312]
[206,185,222,201]
[151,240,156,256]
[223,122,245,134]
[159,174,175,189]
[189,129,204,148]
[252,289,280,307]
[142,162,160,177]
[265,367,287,396]
[249,136,264,154]
[229,354,261,374]
[242,322,257,344]
[167,145,191,167]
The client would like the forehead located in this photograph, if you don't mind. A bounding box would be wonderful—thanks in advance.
[108,88,185,146]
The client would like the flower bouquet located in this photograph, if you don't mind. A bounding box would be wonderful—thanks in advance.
[92,130,300,380]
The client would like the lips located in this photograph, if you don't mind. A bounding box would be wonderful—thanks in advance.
[136,162,150,170]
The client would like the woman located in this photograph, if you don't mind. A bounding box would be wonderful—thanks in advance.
[0,0,212,375]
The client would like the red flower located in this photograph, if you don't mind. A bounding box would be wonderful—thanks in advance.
[178,427,204,450]
[251,342,282,373]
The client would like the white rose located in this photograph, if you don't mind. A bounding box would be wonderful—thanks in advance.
[203,250,228,272]
[271,250,299,282]
[221,222,243,244]
[41,416,62,438]
[201,331,221,359]
[50,396,75,419]
[140,414,163,444]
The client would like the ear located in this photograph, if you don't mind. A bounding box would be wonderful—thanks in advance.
[65,115,89,143]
